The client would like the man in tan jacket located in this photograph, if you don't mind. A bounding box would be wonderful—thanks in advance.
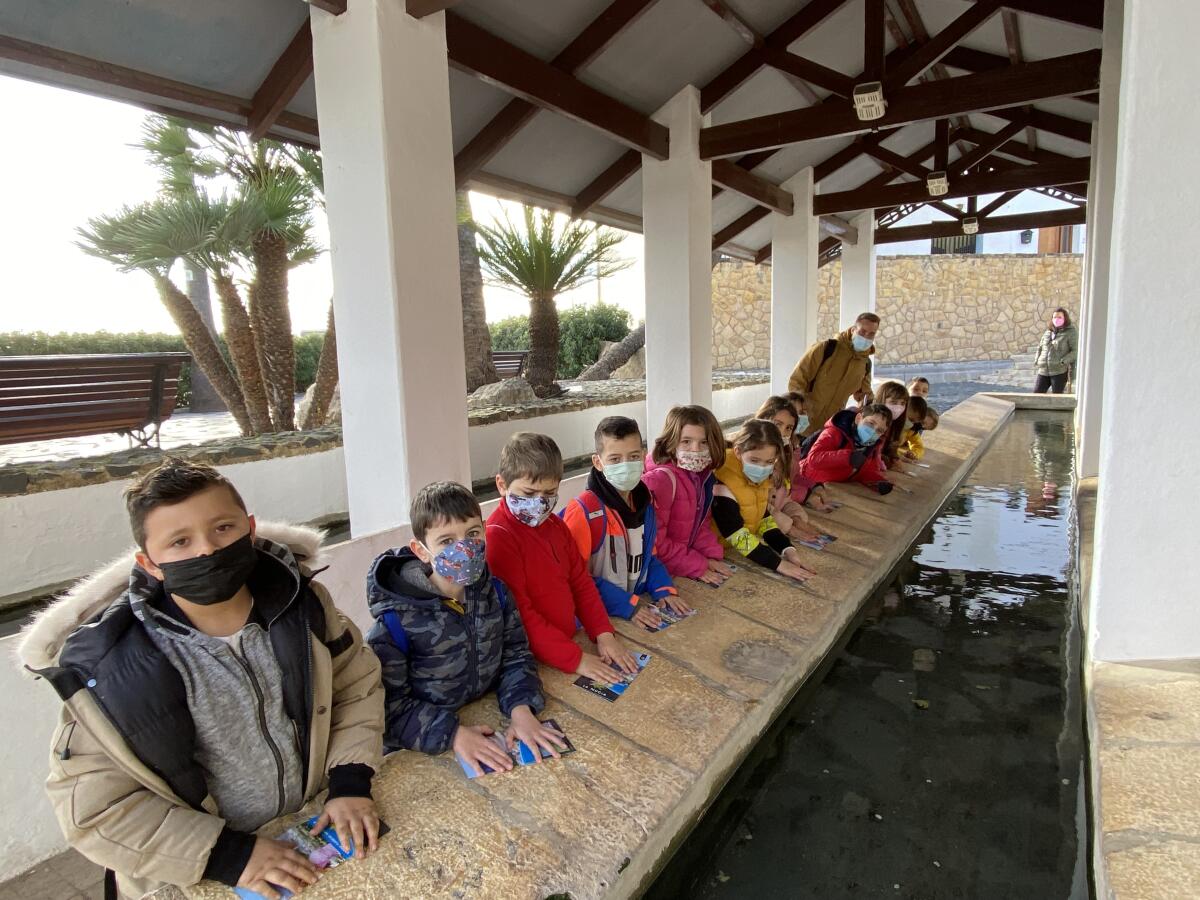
[18,459,384,900]
[787,312,880,436]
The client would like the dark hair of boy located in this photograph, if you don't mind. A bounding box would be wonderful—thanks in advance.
[860,402,894,425]
[784,390,807,413]
[498,432,564,484]
[124,457,246,549]
[910,376,930,387]
[651,405,727,469]
[924,407,940,430]
[594,415,642,454]
[410,481,482,544]
[907,395,929,420]
[856,311,881,325]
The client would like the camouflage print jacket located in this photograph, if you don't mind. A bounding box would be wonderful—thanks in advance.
[366,548,544,755]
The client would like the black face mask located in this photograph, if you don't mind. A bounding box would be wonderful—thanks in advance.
[152,533,258,606]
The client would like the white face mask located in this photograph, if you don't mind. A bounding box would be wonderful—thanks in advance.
[886,402,907,422]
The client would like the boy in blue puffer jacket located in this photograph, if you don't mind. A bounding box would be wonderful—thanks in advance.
[367,481,566,776]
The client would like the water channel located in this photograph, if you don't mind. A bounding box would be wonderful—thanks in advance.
[649,410,1086,900]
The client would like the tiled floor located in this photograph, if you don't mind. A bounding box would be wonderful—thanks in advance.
[0,849,104,900]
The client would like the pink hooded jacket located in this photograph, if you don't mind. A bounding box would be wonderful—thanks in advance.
[641,456,726,580]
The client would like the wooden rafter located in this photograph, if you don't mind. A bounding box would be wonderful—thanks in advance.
[445,13,668,159]
[1000,0,1103,30]
[763,48,856,97]
[956,127,1078,165]
[1001,10,1040,152]
[935,118,950,172]
[713,207,771,250]
[453,0,659,187]
[885,0,1002,90]
[864,0,887,82]
[571,150,641,216]
[700,50,1101,158]
[247,23,313,142]
[308,0,346,14]
[406,0,462,17]
[710,160,795,215]
[990,107,1092,144]
[953,117,1028,172]
[977,190,1021,217]
[892,0,974,156]
[814,157,1090,214]
[875,206,1086,243]
[698,0,762,46]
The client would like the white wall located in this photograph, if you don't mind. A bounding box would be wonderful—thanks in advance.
[1089,0,1200,661]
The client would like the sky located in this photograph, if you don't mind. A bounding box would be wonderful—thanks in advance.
[0,74,648,336]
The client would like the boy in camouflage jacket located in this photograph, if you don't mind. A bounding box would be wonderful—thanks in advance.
[366,482,567,776]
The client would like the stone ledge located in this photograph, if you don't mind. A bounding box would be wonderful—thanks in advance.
[158,393,1016,900]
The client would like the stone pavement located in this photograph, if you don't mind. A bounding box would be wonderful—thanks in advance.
[0,849,102,900]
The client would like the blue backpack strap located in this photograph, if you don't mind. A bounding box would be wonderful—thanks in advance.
[380,609,409,656]
[490,576,508,612]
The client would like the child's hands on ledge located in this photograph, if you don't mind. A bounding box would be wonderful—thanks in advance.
[505,706,568,763]
[453,724,513,777]
[312,795,380,859]
[632,603,663,631]
[595,632,639,674]
[575,651,623,683]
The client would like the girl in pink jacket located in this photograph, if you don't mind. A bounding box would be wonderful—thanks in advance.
[642,405,735,587]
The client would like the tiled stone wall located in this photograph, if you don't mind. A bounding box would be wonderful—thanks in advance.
[712,253,1084,367]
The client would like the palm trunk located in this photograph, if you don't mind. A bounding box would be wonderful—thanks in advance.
[249,230,296,430]
[577,323,645,380]
[182,260,225,413]
[213,272,272,434]
[299,302,339,430]
[525,289,561,393]
[152,273,252,435]
[457,191,499,392]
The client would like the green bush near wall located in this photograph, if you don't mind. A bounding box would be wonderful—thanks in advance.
[489,302,631,379]
[1,331,326,409]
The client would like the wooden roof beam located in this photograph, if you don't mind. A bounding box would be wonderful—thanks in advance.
[952,116,1028,172]
[711,160,795,214]
[700,50,1101,158]
[444,13,668,159]
[406,0,463,17]
[713,207,771,250]
[1000,0,1103,30]
[247,23,313,142]
[875,205,1086,243]
[815,157,1090,214]
[307,0,346,15]
[453,0,660,187]
[885,0,1003,90]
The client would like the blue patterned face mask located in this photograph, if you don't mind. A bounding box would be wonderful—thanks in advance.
[427,537,487,586]
[505,493,557,527]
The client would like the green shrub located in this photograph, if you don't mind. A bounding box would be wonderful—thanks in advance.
[487,302,631,379]
[1,330,326,409]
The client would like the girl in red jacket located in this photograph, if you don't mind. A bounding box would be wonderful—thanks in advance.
[642,405,734,587]
[795,403,895,497]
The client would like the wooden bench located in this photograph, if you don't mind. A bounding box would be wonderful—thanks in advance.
[0,352,192,447]
[491,349,529,379]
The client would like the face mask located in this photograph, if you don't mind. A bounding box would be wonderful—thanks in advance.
[426,537,487,586]
[505,493,556,528]
[912,423,925,435]
[153,532,257,606]
[1052,316,1066,328]
[742,460,775,484]
[856,423,879,445]
[852,334,874,352]
[676,449,711,472]
[796,414,810,433]
[601,460,643,493]
[887,402,907,422]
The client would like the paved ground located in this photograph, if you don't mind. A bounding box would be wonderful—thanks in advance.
[0,850,102,900]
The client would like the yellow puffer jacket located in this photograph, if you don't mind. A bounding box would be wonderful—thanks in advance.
[711,454,778,556]
[787,327,875,436]
[900,425,925,460]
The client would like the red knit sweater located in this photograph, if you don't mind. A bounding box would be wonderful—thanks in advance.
[485,498,614,673]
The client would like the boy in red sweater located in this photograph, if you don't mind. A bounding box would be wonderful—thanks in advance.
[795,403,895,497]
[486,432,639,682]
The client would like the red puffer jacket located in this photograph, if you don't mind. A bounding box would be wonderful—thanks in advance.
[795,409,891,491]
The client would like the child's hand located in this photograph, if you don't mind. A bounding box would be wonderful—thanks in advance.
[596,632,639,674]
[781,547,817,577]
[238,836,320,899]
[698,570,726,586]
[453,724,512,777]
[632,604,663,631]
[899,449,917,461]
[788,525,824,544]
[777,560,813,582]
[311,795,380,859]
[505,706,568,763]
[576,652,623,683]
[707,558,734,577]
[660,593,692,615]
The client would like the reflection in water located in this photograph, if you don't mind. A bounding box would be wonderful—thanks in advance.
[648,412,1085,900]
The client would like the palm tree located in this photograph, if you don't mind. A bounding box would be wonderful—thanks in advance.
[458,191,499,392]
[75,204,254,435]
[298,302,338,430]
[475,205,631,394]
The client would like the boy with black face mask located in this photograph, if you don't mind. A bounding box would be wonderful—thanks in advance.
[19,459,384,900]
[366,481,563,777]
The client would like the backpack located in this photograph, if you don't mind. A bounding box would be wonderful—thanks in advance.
[797,425,848,461]
[563,490,610,555]
[381,577,508,656]
[808,338,872,393]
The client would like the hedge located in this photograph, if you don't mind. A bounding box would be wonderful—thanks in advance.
[1,331,326,409]
[489,302,632,379]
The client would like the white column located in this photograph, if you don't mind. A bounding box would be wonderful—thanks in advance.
[839,210,876,330]
[1090,0,1200,661]
[643,86,712,434]
[311,1,470,537]
[769,168,818,394]
[1075,0,1123,480]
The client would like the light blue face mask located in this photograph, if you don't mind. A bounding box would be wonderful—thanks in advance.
[856,423,879,445]
[852,333,874,352]
[602,459,644,493]
[742,460,775,484]
[796,414,810,433]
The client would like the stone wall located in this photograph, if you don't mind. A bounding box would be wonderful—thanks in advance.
[711,253,1083,367]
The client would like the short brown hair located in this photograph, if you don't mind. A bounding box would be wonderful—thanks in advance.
[784,391,807,414]
[124,457,246,549]
[856,312,881,325]
[924,407,940,430]
[908,376,929,389]
[498,432,563,484]
[907,396,929,420]
[859,403,894,425]
[594,415,642,455]
[652,405,726,470]
[410,481,482,543]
